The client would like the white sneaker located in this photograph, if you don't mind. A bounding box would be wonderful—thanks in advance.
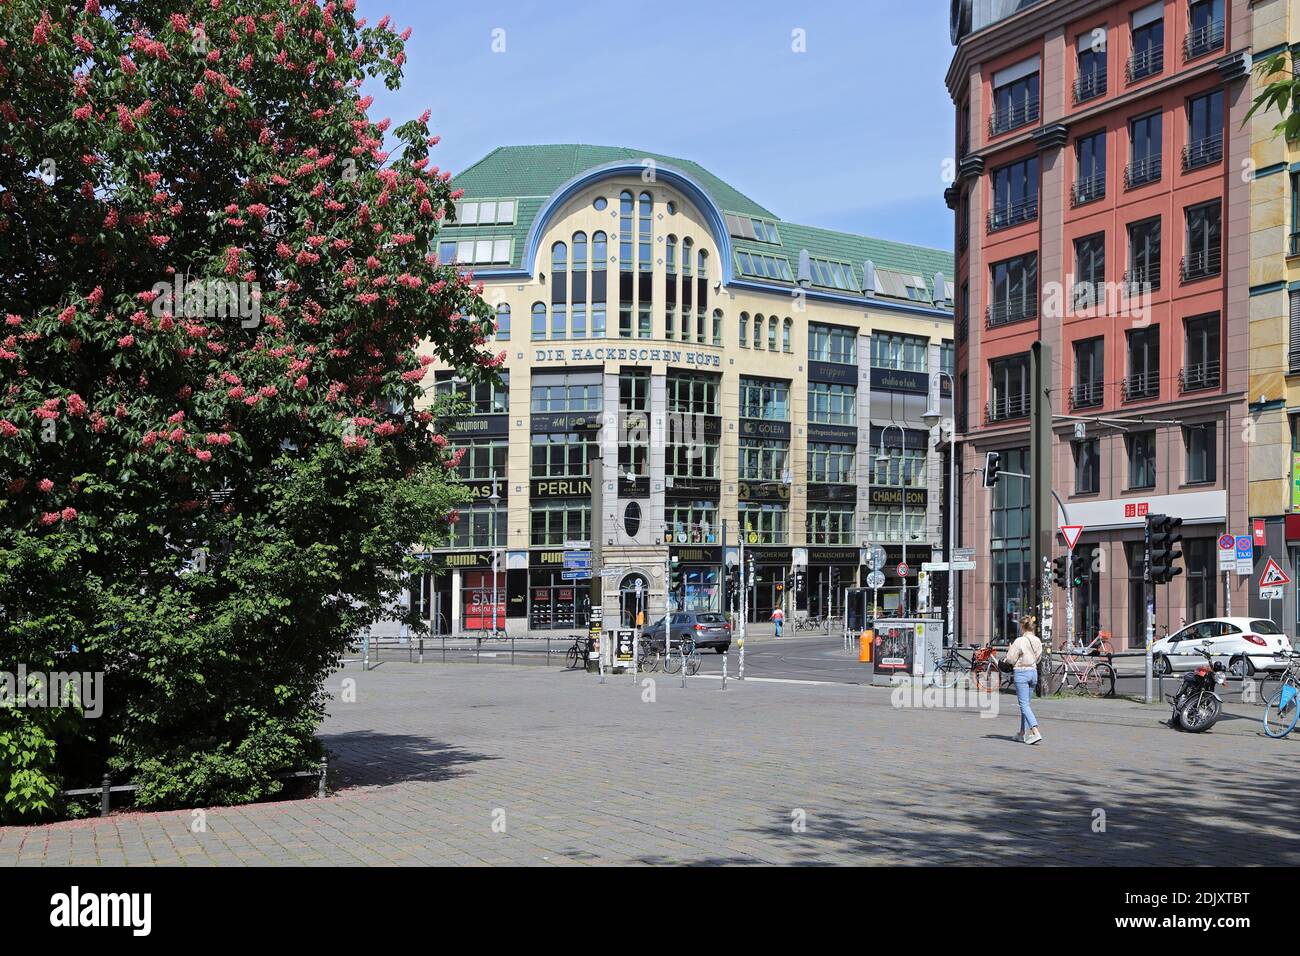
[1024,728,1042,745]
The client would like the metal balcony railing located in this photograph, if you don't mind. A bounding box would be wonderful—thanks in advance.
[1124,264,1161,294]
[1072,281,1105,311]
[1125,155,1162,188]
[985,393,1031,423]
[986,298,1038,329]
[1127,46,1164,82]
[1184,20,1225,61]
[1290,233,1300,257]
[989,97,1040,136]
[987,195,1039,232]
[1073,69,1107,104]
[1182,134,1223,171]
[1181,246,1221,281]
[1072,172,1106,206]
[1121,370,1160,402]
[1069,381,1104,410]
[1179,360,1220,393]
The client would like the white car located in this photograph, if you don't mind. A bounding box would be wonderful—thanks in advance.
[1150,617,1293,677]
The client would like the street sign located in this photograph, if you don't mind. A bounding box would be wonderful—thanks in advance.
[1259,556,1291,588]
[922,562,948,572]
[1235,535,1254,576]
[866,570,885,589]
[954,547,975,562]
[1254,519,1267,545]
[1059,524,1084,551]
[560,569,592,581]
[1217,535,1235,572]
[896,562,910,578]
[926,560,976,572]
[1261,585,1285,600]
[563,551,592,569]
[564,540,591,550]
[866,546,887,572]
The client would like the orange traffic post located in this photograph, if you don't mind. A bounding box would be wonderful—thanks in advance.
[858,629,873,663]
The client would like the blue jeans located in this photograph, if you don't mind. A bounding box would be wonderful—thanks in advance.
[773,620,782,638]
[1013,668,1038,735]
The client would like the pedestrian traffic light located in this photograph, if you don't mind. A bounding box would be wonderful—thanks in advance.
[1069,552,1089,588]
[983,450,1001,487]
[1147,514,1183,585]
[1052,554,1068,590]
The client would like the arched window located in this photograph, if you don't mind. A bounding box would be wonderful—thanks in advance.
[753,313,764,349]
[682,237,693,277]
[782,317,792,353]
[572,232,587,270]
[739,312,749,347]
[713,309,723,346]
[666,235,677,274]
[638,191,652,272]
[531,302,546,340]
[592,231,607,269]
[619,192,633,271]
[551,241,567,270]
[767,316,778,351]
[698,249,709,279]
[496,303,511,341]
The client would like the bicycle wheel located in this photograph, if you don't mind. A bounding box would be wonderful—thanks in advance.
[1041,662,1066,696]
[640,649,660,673]
[1251,673,1280,707]
[1083,662,1116,698]
[663,649,683,675]
[685,653,701,676]
[1263,681,1300,738]
[972,661,1001,692]
[934,661,960,689]
[565,645,581,669]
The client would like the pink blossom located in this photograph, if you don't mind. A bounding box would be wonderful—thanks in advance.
[0,420,17,438]
[60,508,78,522]
[118,334,135,348]
[37,478,53,493]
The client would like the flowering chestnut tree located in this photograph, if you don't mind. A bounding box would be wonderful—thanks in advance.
[0,0,498,819]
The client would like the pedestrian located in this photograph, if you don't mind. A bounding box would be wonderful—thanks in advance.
[1004,613,1044,745]
[770,605,784,639]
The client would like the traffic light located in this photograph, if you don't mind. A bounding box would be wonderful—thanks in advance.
[983,450,1001,487]
[1069,552,1089,588]
[669,554,684,604]
[1052,554,1069,590]
[1148,514,1184,584]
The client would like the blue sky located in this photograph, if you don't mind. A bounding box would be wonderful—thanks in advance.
[364,0,956,251]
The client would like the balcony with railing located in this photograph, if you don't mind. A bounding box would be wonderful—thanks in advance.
[986,297,1038,329]
[985,392,1031,424]
[1073,69,1107,104]
[1072,172,1105,206]
[1182,133,1223,171]
[987,195,1039,232]
[1289,232,1300,258]
[1124,264,1161,294]
[1127,46,1164,82]
[1069,381,1104,410]
[1179,359,1220,393]
[1184,20,1225,61]
[1125,155,1162,188]
[1121,369,1160,402]
[1181,246,1221,282]
[989,97,1040,137]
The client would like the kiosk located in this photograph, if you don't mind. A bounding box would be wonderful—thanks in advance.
[869,618,943,688]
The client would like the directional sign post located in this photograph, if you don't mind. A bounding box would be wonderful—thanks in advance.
[1259,556,1291,623]
[1235,535,1254,576]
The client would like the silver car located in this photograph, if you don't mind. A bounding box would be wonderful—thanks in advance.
[1150,617,1293,677]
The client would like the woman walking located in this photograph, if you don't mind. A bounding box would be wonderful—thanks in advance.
[1005,614,1044,745]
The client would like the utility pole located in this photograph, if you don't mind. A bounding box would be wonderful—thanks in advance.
[587,426,604,671]
[1029,342,1054,642]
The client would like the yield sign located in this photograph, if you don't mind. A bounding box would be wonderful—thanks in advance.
[1259,557,1291,588]
[1060,525,1085,551]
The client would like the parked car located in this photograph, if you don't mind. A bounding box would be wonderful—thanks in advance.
[642,611,732,653]
[1150,617,1293,678]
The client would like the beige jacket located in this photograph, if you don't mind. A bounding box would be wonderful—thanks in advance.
[1004,631,1043,670]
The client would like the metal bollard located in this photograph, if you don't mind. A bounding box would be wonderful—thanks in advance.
[599,647,606,684]
[680,646,687,688]
[317,757,328,798]
[476,637,481,663]
[418,637,424,664]
[721,651,728,689]
[100,773,111,817]
[739,641,745,680]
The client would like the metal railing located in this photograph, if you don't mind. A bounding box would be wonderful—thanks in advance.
[1072,281,1105,311]
[1072,172,1105,206]
[1124,264,1161,294]
[1184,20,1225,61]
[986,298,1038,329]
[1073,69,1107,104]
[1069,381,1104,410]
[1121,370,1160,402]
[989,96,1040,136]
[985,392,1031,423]
[1182,133,1223,171]
[1290,232,1300,257]
[61,759,329,817]
[1179,359,1220,392]
[1127,46,1164,82]
[987,195,1039,232]
[1181,246,1221,281]
[1125,155,1161,188]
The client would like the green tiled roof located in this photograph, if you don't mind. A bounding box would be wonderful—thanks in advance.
[443,144,953,307]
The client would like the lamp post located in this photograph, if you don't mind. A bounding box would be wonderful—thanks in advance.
[876,423,909,616]
[923,371,957,648]
[489,471,501,639]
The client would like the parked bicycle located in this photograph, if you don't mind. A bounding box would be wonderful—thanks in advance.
[638,637,661,673]
[662,637,701,676]
[970,643,1004,692]
[1262,649,1300,738]
[1041,634,1116,698]
[794,615,825,633]
[564,633,587,670]
[931,645,975,689]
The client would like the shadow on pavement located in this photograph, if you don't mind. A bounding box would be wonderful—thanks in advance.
[322,731,497,790]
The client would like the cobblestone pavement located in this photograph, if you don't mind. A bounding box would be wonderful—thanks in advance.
[4,663,1299,865]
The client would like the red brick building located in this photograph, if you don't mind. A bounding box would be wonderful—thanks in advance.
[946,0,1252,646]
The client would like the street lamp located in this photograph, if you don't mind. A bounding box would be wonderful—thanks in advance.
[876,422,908,616]
[923,371,957,648]
[489,472,501,639]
